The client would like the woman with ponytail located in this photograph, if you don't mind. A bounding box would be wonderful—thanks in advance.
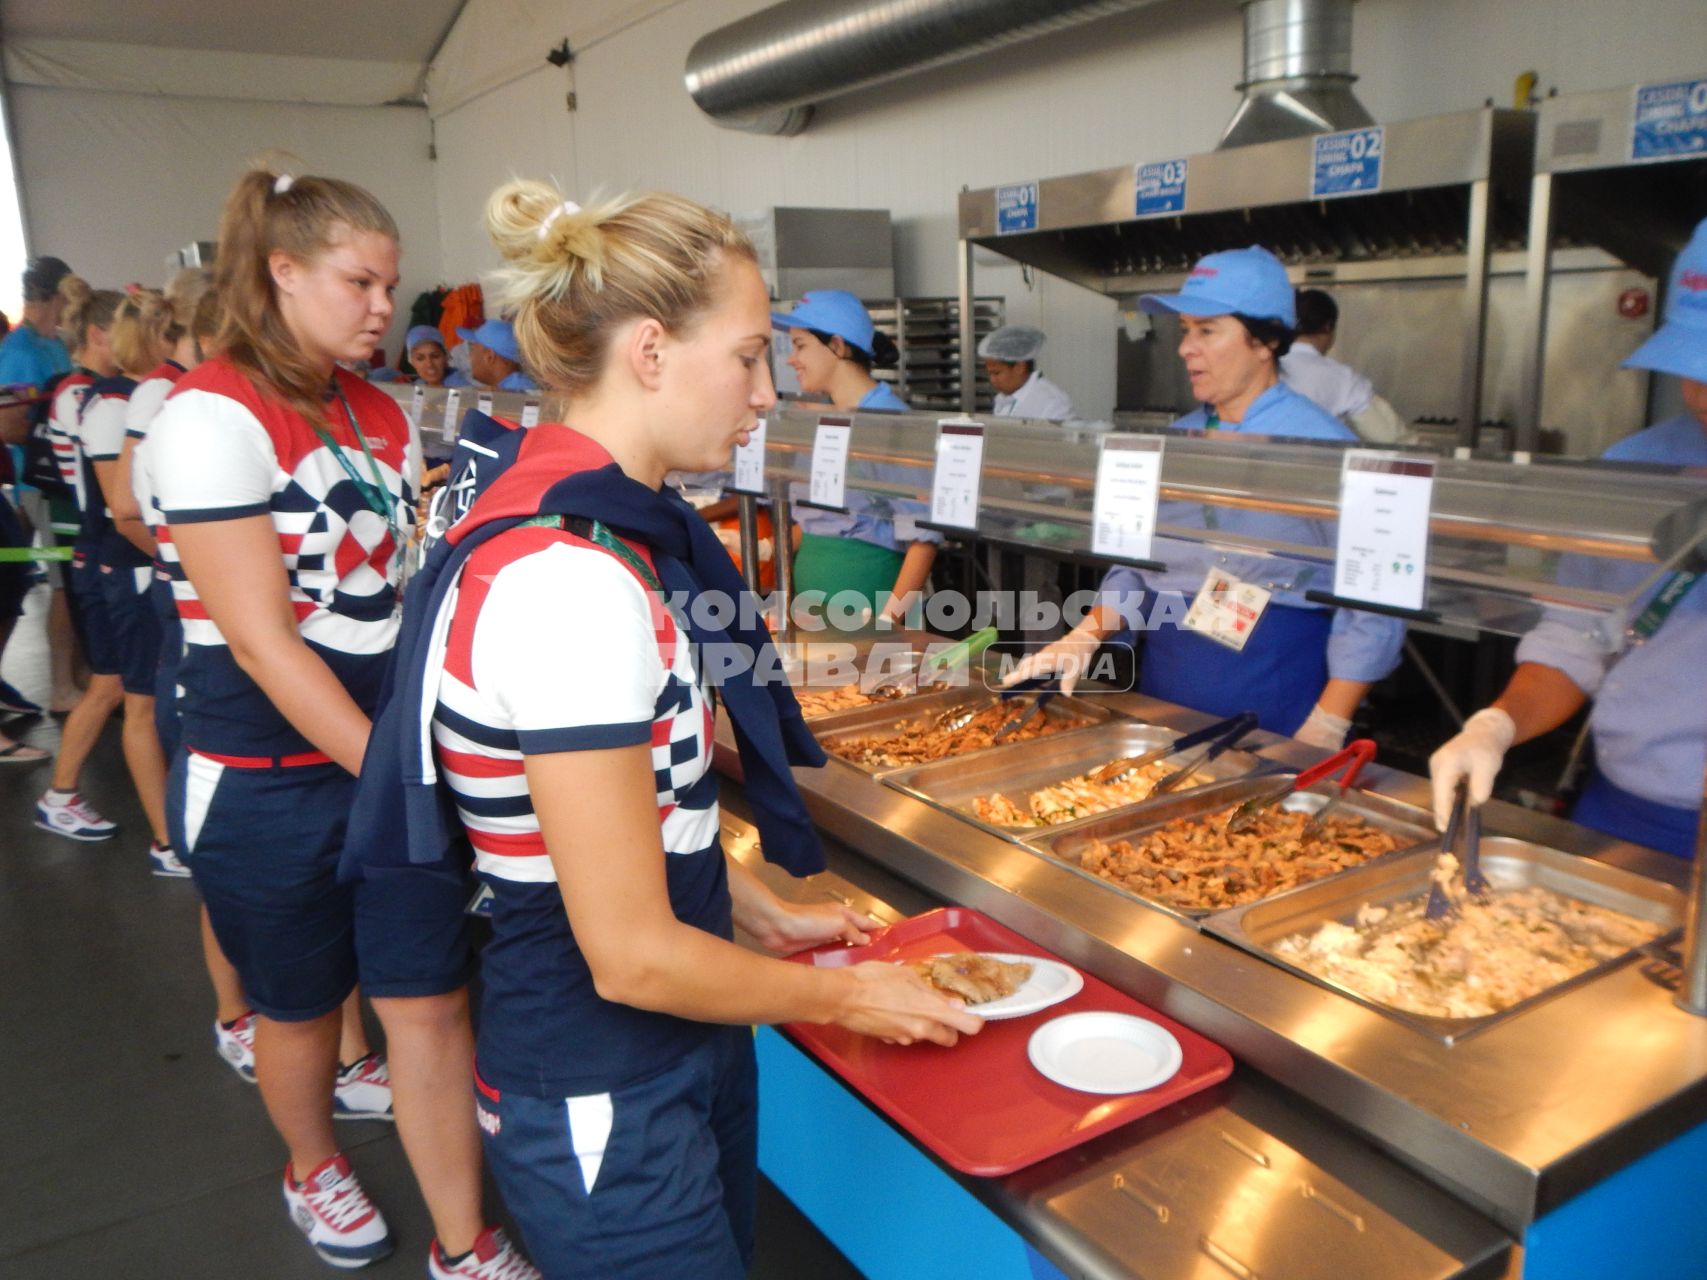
[32,284,129,802]
[772,290,941,626]
[147,167,533,1278]
[378,180,978,1277]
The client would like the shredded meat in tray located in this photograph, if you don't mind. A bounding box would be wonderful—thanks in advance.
[1077,804,1401,912]
[830,702,1091,768]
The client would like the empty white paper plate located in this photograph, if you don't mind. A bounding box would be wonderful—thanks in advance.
[1027,1012,1183,1094]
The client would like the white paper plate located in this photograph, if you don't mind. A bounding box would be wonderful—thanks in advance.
[1026,1012,1183,1094]
[908,953,1083,1021]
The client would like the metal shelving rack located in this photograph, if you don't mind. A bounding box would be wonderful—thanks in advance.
[865,295,1004,412]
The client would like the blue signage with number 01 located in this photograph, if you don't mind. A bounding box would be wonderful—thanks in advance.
[1311,127,1384,198]
[1632,78,1707,162]
[995,182,1039,235]
[1135,158,1188,217]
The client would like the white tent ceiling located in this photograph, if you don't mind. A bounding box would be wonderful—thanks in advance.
[0,0,467,66]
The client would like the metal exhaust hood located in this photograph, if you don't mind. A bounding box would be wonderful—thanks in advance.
[1219,0,1375,149]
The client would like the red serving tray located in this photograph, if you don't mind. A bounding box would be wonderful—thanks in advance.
[783,906,1233,1176]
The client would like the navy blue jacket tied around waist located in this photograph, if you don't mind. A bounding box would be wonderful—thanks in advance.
[340,413,828,883]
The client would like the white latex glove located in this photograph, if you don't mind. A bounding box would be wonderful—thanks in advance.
[1293,704,1351,750]
[998,624,1102,696]
[1427,707,1516,830]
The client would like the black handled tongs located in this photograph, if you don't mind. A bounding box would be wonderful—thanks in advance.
[1147,711,1263,796]
[1086,710,1259,787]
[1424,780,1488,922]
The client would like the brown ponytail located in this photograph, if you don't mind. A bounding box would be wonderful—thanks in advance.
[62,281,123,355]
[213,166,398,426]
[111,289,174,377]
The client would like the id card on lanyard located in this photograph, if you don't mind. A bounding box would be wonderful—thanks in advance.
[1182,568,1271,651]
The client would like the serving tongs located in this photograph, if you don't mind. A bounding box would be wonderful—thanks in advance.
[991,676,1059,743]
[1087,710,1258,786]
[1223,737,1377,836]
[1146,711,1263,796]
[1424,780,1489,921]
[866,626,998,702]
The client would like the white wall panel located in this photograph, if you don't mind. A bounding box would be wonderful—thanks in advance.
[11,87,438,367]
[429,0,1707,420]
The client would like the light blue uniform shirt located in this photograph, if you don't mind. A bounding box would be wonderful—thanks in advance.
[497,370,538,393]
[442,368,473,389]
[1515,414,1707,810]
[0,322,70,390]
[1099,381,1405,683]
[790,381,942,551]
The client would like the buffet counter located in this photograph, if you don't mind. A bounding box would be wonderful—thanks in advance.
[712,682,1707,1280]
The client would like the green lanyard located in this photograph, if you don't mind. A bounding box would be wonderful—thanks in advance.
[1628,570,1699,643]
[319,383,402,550]
[532,514,666,594]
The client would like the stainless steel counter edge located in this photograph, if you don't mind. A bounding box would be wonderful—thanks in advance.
[714,706,1707,1236]
[722,797,1514,1280]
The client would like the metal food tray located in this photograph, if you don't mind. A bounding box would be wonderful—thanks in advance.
[1025,776,1437,926]
[783,642,991,719]
[1202,838,1687,1044]
[881,720,1278,843]
[812,687,1120,776]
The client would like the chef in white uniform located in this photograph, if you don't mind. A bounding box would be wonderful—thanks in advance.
[978,325,1076,421]
[1281,289,1405,444]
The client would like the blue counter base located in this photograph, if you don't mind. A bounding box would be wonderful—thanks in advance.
[1522,1112,1707,1279]
[756,1027,1066,1280]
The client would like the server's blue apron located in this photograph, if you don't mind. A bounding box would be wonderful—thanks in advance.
[1137,598,1331,737]
[1572,769,1699,860]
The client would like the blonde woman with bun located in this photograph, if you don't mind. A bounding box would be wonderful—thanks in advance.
[147,166,536,1278]
[353,180,979,1278]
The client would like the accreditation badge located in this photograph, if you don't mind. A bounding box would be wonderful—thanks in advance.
[1181,568,1271,652]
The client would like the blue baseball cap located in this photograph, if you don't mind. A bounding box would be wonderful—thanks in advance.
[1139,246,1296,327]
[404,324,445,352]
[455,318,522,364]
[771,290,875,355]
[1623,218,1707,383]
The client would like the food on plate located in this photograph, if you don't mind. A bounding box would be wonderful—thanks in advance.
[972,761,1177,827]
[907,953,1034,1005]
[1075,804,1401,911]
[829,701,1091,768]
[1274,862,1666,1018]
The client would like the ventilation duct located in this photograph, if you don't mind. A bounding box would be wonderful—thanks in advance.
[1217,0,1375,149]
[685,0,1168,136]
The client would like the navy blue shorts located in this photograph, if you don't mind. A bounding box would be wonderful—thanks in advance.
[149,576,182,759]
[100,561,161,696]
[168,752,475,1021]
[69,555,120,677]
[477,1025,758,1280]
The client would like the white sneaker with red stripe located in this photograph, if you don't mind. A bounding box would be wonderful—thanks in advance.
[213,1012,257,1083]
[428,1226,541,1280]
[333,1053,394,1122]
[282,1152,394,1269]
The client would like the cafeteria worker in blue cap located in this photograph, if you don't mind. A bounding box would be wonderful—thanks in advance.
[405,324,471,388]
[774,289,940,623]
[1430,217,1707,858]
[1006,246,1404,747]
[457,317,538,393]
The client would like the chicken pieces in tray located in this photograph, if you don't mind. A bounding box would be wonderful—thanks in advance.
[828,701,1092,769]
[972,761,1177,828]
[908,953,1034,1005]
[1275,880,1666,1019]
[1076,805,1401,913]
[793,684,888,719]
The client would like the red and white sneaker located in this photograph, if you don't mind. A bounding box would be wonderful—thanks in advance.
[333,1053,394,1121]
[282,1152,394,1269]
[213,1012,257,1083]
[429,1227,541,1280]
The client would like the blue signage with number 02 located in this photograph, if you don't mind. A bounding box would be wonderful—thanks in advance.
[1311,127,1384,198]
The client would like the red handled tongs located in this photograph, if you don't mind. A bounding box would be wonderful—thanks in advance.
[1223,738,1376,836]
